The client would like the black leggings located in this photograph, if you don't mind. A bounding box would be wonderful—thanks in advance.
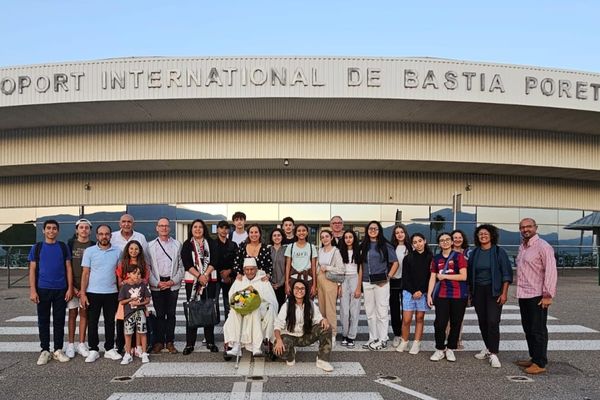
[433,297,467,350]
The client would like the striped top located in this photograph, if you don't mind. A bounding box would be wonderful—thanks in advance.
[430,251,468,299]
[516,234,557,299]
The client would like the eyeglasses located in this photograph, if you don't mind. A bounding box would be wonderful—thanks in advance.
[439,238,452,243]
[157,225,170,228]
[293,286,306,291]
[368,227,379,232]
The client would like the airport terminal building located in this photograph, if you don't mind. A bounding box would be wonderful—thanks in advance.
[0,56,599,269]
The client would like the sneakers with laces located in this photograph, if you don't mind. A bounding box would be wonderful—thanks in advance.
[53,349,70,362]
[368,340,384,351]
[316,357,334,372]
[285,348,297,366]
[134,346,143,358]
[85,350,100,363]
[392,336,402,348]
[341,336,348,346]
[141,352,150,363]
[474,349,490,360]
[430,349,446,361]
[77,342,90,358]
[489,354,501,368]
[381,340,388,349]
[104,349,123,360]
[37,350,52,365]
[346,338,355,348]
[362,341,374,349]
[120,353,133,365]
[409,340,421,355]
[445,349,456,362]
[65,343,75,359]
[396,339,409,353]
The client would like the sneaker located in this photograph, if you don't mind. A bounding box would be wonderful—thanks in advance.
[396,339,409,353]
[445,349,456,362]
[408,340,421,355]
[316,357,334,372]
[368,340,384,351]
[65,343,75,359]
[120,353,133,365]
[381,340,388,349]
[77,342,90,358]
[362,341,374,349]
[141,352,150,363]
[475,349,490,360]
[37,350,52,366]
[430,349,446,361]
[104,349,123,360]
[392,336,402,348]
[489,354,501,368]
[134,346,143,358]
[202,338,206,344]
[341,337,348,346]
[346,338,355,348]
[286,359,296,366]
[53,349,70,363]
[85,350,100,363]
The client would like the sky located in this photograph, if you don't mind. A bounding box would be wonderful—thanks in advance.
[1,1,599,73]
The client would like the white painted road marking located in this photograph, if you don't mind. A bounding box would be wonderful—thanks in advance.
[106,393,385,400]
[375,378,438,400]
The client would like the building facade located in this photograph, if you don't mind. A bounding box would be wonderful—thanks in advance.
[0,57,599,268]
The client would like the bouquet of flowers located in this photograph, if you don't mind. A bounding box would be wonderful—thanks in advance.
[230,286,262,316]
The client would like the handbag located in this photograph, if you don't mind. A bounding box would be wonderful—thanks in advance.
[325,271,346,283]
[432,251,454,300]
[369,272,388,285]
[183,282,219,328]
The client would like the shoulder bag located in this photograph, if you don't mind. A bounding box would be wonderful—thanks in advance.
[183,281,219,328]
[432,251,454,300]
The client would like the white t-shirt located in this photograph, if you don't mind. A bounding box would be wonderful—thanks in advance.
[344,249,358,275]
[284,242,318,272]
[393,245,408,279]
[231,230,248,246]
[275,302,323,337]
[110,230,149,255]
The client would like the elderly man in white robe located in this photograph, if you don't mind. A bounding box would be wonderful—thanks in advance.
[223,258,278,357]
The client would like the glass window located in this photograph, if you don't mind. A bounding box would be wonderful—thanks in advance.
[278,204,330,222]
[176,204,228,222]
[477,207,519,224]
[385,205,430,223]
[229,204,278,221]
[36,207,80,222]
[492,224,521,246]
[331,204,380,222]
[535,225,559,246]
[519,208,558,225]
[0,208,36,224]
[127,204,176,222]
[559,210,584,226]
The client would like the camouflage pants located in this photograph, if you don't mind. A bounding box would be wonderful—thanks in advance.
[279,323,332,362]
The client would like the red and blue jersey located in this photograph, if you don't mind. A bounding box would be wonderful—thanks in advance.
[430,252,468,299]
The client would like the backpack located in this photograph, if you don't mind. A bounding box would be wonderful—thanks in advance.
[33,241,69,290]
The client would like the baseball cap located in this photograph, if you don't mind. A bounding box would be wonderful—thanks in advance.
[75,218,92,228]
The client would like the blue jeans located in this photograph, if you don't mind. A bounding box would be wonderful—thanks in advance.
[37,288,67,352]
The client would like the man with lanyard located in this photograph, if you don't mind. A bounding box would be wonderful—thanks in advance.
[110,213,149,254]
[213,220,239,321]
[65,218,95,359]
[330,216,345,247]
[515,218,557,375]
[147,217,184,354]
[29,219,74,365]
[80,224,123,362]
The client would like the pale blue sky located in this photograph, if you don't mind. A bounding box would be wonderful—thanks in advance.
[2,0,598,73]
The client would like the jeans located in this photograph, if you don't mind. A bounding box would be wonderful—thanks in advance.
[473,284,503,354]
[37,288,67,352]
[433,297,467,350]
[519,296,549,367]
[151,289,179,344]
[87,292,118,352]
[363,281,390,342]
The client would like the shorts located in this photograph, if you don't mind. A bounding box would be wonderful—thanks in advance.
[67,296,80,310]
[124,309,147,335]
[402,290,430,312]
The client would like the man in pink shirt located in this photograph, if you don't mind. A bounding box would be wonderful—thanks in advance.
[515,218,557,375]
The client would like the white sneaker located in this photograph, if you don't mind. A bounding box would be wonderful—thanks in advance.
[104,349,122,360]
[430,349,445,361]
[474,349,490,360]
[120,353,133,365]
[409,340,421,355]
[316,357,334,372]
[489,354,501,368]
[77,342,90,358]
[85,350,100,363]
[141,352,150,363]
[368,340,384,351]
[65,343,75,359]
[396,339,409,353]
[53,349,70,362]
[392,336,402,348]
[286,359,296,366]
[445,349,456,362]
[226,343,241,356]
[134,346,143,358]
[37,350,52,365]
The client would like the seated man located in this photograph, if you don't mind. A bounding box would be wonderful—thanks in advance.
[273,279,334,372]
[223,258,278,357]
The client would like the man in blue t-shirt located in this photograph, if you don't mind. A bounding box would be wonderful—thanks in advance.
[28,219,74,365]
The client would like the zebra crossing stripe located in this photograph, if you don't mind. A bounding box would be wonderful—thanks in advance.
[107,393,385,400]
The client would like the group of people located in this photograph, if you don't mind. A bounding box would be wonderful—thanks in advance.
[28,211,557,375]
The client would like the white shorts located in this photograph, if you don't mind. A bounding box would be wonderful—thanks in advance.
[67,296,80,310]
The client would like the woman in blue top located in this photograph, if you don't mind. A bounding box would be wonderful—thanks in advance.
[359,221,398,351]
[467,224,513,368]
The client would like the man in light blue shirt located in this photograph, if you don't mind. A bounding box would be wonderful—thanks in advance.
[80,224,122,363]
